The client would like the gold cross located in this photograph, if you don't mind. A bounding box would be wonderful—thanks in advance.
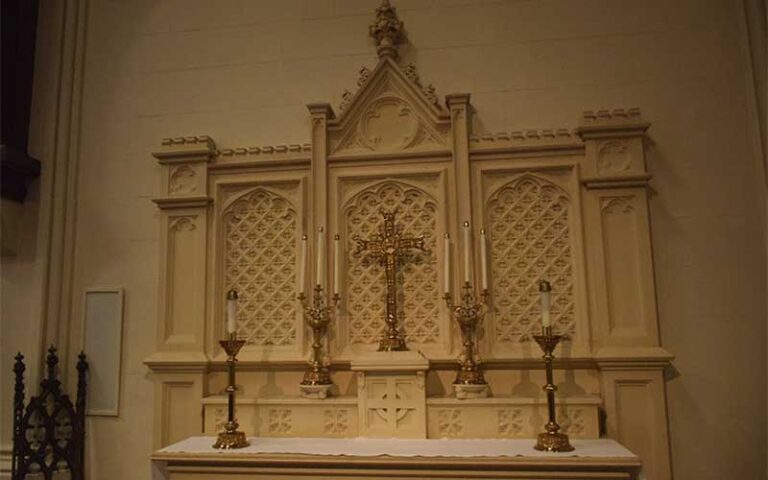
[354,208,425,351]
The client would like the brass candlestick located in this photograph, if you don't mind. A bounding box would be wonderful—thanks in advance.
[298,284,339,398]
[533,326,574,452]
[213,332,249,449]
[444,282,489,396]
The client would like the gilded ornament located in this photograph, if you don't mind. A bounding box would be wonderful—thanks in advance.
[354,208,426,351]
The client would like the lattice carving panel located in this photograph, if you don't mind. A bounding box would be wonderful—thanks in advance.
[487,176,576,343]
[224,189,298,346]
[345,182,439,346]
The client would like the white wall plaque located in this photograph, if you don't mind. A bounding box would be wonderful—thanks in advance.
[82,288,124,416]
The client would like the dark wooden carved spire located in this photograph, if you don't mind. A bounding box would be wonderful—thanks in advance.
[11,353,25,477]
[11,347,88,480]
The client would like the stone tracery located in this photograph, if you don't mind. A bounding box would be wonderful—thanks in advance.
[223,188,298,346]
[487,176,576,343]
[344,181,440,346]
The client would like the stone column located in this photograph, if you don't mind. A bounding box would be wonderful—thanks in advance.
[577,109,673,480]
[146,136,216,447]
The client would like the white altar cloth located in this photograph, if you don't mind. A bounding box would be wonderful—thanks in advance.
[158,436,636,459]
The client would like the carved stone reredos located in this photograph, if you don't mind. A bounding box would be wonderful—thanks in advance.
[369,0,404,60]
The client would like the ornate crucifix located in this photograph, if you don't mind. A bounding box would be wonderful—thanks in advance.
[354,208,426,351]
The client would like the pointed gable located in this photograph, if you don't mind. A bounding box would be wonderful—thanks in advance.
[328,57,451,157]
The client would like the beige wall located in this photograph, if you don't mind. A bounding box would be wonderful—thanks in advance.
[1,1,766,479]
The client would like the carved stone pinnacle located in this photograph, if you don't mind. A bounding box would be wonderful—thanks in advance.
[369,0,404,60]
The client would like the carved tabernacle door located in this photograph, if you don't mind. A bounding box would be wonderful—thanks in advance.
[146,2,673,479]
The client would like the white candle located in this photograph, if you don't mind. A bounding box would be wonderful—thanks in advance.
[333,234,340,295]
[479,228,488,291]
[226,290,238,334]
[316,227,325,288]
[462,221,471,284]
[443,233,450,295]
[540,280,552,328]
[299,234,308,295]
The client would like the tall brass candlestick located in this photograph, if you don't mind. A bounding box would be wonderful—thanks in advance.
[444,282,489,398]
[298,284,339,399]
[533,325,574,452]
[213,332,249,449]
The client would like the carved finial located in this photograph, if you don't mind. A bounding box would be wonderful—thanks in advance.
[44,345,62,393]
[357,66,372,87]
[339,89,353,112]
[13,353,25,396]
[423,84,438,106]
[76,351,88,417]
[46,345,58,380]
[369,0,404,60]
[403,63,420,85]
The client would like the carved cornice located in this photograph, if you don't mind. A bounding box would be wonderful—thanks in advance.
[144,352,673,374]
[426,395,602,407]
[308,102,336,119]
[154,135,217,164]
[152,195,212,210]
[143,351,211,373]
[161,136,214,147]
[214,143,312,168]
[576,108,650,139]
[469,128,584,156]
[581,173,653,189]
[218,144,310,157]
[593,346,674,371]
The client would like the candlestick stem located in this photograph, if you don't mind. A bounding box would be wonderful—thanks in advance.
[213,333,249,449]
[532,327,574,452]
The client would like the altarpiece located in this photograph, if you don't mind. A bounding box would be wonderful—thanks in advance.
[146,2,674,479]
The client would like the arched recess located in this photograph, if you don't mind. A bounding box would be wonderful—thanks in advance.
[485,174,576,345]
[342,180,440,349]
[222,187,299,346]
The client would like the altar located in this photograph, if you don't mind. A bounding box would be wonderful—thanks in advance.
[152,437,641,480]
[144,1,674,479]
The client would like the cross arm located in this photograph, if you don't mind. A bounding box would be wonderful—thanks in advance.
[353,234,382,256]
[399,235,426,252]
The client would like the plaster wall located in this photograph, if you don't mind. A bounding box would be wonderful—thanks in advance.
[1,1,765,479]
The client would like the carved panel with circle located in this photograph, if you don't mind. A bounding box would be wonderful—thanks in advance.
[360,97,419,150]
[597,139,631,174]
[169,165,197,195]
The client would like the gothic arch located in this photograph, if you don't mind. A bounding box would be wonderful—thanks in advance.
[223,188,299,346]
[485,174,576,343]
[342,180,440,347]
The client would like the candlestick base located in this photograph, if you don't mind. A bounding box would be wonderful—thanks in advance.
[454,383,489,399]
[213,427,249,449]
[378,317,408,351]
[534,431,574,452]
[299,383,333,399]
[378,335,408,352]
[300,365,332,386]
